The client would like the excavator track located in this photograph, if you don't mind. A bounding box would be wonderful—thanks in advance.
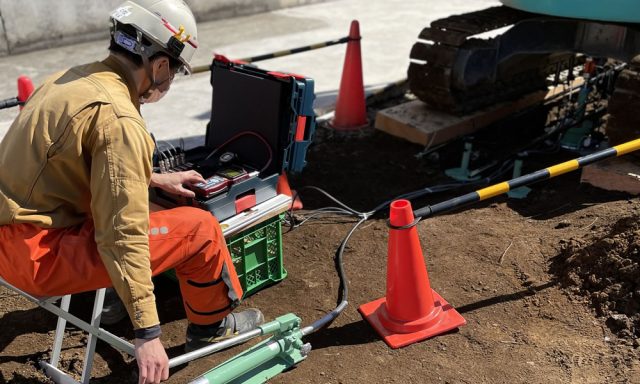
[408,6,570,114]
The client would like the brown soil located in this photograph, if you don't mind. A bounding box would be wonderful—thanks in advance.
[2,105,640,383]
[553,216,640,341]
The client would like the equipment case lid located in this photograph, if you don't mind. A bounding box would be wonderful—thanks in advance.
[205,55,316,175]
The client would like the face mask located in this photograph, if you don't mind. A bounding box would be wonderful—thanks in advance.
[139,86,168,104]
[140,65,174,104]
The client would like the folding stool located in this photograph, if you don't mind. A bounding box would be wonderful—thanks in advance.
[0,279,132,383]
[0,194,292,383]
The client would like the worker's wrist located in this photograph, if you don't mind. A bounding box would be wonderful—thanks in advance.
[134,324,162,340]
[149,172,163,188]
[129,297,160,329]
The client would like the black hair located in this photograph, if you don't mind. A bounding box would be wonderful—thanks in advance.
[109,24,183,71]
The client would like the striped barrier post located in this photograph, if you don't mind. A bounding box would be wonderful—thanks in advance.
[413,138,640,220]
[191,36,352,75]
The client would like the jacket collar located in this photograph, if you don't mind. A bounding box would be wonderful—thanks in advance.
[102,55,141,111]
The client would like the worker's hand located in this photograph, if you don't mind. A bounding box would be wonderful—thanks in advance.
[134,338,169,384]
[150,170,205,198]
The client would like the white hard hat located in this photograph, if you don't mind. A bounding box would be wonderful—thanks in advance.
[110,0,198,73]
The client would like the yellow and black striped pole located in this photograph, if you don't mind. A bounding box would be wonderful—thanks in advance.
[191,36,352,75]
[413,138,640,219]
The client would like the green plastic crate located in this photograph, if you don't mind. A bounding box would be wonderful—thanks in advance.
[164,214,286,298]
[227,214,287,297]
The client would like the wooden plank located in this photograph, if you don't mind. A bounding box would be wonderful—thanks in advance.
[581,157,640,195]
[374,92,543,146]
[375,100,464,146]
[375,79,585,146]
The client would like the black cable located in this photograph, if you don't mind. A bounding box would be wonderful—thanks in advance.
[333,217,366,306]
[293,174,498,334]
[294,82,611,333]
[369,180,483,215]
[290,176,492,333]
[0,97,19,110]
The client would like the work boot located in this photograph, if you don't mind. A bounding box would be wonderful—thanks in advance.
[100,288,128,325]
[185,308,265,352]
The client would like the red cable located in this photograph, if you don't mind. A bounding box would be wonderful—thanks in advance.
[204,131,273,172]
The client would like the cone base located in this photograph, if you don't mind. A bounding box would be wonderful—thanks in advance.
[358,289,466,349]
[327,118,369,131]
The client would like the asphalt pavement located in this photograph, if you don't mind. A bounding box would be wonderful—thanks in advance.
[0,0,499,145]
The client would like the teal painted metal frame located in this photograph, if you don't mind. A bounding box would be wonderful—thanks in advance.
[500,0,640,24]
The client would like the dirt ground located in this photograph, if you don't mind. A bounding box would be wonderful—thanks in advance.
[2,101,640,384]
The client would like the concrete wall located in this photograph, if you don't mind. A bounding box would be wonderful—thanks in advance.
[0,0,329,56]
[0,8,7,56]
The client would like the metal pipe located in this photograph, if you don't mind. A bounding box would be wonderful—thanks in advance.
[50,295,71,367]
[191,36,351,74]
[168,328,263,368]
[414,138,640,219]
[81,289,106,384]
[39,362,82,384]
[544,62,627,106]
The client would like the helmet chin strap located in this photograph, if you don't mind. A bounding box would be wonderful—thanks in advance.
[137,30,159,98]
[135,30,173,99]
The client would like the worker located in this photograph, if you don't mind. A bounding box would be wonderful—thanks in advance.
[0,1,264,383]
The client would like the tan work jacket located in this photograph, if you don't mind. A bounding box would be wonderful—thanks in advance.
[0,57,159,330]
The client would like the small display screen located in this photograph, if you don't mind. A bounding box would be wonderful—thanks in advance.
[217,167,245,179]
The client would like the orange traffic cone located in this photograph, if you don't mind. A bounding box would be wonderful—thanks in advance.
[277,173,303,210]
[17,76,34,110]
[330,20,368,130]
[359,199,466,349]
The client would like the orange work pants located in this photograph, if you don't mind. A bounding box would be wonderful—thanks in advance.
[0,206,243,325]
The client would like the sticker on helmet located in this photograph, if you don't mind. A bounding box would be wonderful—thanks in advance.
[112,6,132,20]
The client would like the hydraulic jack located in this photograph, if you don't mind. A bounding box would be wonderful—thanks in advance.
[190,313,308,384]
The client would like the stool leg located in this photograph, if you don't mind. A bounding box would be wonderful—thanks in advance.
[81,288,106,384]
[50,295,71,367]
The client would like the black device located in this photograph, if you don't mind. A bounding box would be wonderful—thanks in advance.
[191,175,230,199]
[149,55,316,221]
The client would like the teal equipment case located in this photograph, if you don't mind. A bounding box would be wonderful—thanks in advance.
[150,55,316,221]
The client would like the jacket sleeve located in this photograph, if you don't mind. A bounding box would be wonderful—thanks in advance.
[89,114,157,330]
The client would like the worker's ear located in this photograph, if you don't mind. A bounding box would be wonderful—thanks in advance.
[151,56,172,81]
